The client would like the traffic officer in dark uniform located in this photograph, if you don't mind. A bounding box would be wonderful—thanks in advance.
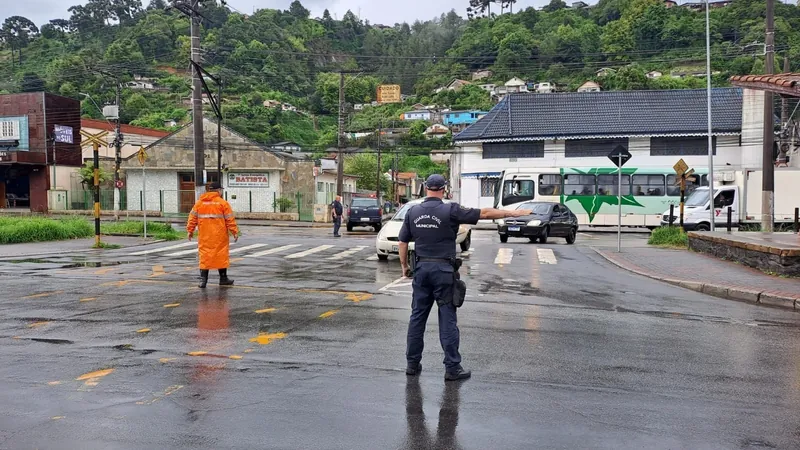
[398,174,531,381]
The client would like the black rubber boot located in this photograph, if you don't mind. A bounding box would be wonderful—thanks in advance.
[219,268,234,286]
[444,365,471,382]
[406,362,422,376]
[198,270,209,289]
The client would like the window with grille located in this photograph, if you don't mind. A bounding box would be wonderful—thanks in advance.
[651,137,716,156]
[482,142,544,159]
[565,138,628,158]
[0,121,20,139]
[480,178,497,197]
[563,174,595,195]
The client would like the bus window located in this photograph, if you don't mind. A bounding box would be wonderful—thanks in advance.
[597,174,630,196]
[501,179,535,206]
[667,174,702,196]
[632,174,665,196]
[564,174,595,196]
[538,174,562,196]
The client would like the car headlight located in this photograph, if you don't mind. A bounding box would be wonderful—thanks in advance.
[497,219,505,226]
[527,220,542,227]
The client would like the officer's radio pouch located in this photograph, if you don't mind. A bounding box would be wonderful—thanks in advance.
[451,258,466,308]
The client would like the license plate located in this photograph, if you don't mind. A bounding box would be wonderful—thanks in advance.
[392,245,398,252]
[361,217,370,222]
[508,226,520,232]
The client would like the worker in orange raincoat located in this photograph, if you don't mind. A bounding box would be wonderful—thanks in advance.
[187,182,240,288]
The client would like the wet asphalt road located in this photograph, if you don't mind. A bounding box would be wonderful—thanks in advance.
[1,227,800,449]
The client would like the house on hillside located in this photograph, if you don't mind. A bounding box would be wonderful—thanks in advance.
[435,79,472,93]
[424,124,450,139]
[442,110,487,128]
[403,110,432,121]
[595,68,616,77]
[577,81,601,93]
[314,158,357,205]
[534,82,556,93]
[571,1,588,8]
[263,99,281,108]
[271,141,302,153]
[647,71,663,79]
[451,88,749,213]
[479,83,496,93]
[472,69,493,81]
[491,78,530,101]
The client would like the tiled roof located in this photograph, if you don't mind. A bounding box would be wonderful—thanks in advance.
[730,73,800,97]
[454,88,742,143]
[81,119,170,138]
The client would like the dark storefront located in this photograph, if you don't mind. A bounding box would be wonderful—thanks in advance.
[0,93,81,211]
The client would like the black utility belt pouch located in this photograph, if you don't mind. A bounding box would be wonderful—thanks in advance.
[451,258,466,308]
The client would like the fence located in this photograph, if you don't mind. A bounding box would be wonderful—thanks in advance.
[67,190,127,211]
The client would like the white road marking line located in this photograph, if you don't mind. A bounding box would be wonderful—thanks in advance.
[366,255,379,261]
[285,245,334,259]
[247,244,301,257]
[494,248,513,265]
[165,248,198,257]
[537,248,557,264]
[379,277,410,292]
[229,244,268,254]
[129,242,195,256]
[327,246,367,261]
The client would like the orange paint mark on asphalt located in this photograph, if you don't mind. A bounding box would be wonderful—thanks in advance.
[23,291,63,299]
[243,349,254,353]
[137,385,184,405]
[136,328,151,333]
[346,293,372,303]
[187,351,208,356]
[94,267,116,275]
[255,308,276,314]
[158,358,175,363]
[319,310,339,319]
[48,381,61,386]
[52,416,65,420]
[248,332,287,345]
[80,297,98,302]
[163,303,180,308]
[229,355,243,360]
[149,265,166,278]
[28,321,50,328]
[101,280,132,288]
[76,368,114,386]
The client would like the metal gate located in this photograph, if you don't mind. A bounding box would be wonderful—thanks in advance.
[295,192,314,222]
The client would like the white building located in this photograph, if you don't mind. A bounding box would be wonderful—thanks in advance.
[577,81,601,93]
[451,88,755,209]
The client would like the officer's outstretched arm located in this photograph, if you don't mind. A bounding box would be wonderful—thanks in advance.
[479,208,532,220]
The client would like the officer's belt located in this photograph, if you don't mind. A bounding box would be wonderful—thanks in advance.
[416,257,453,263]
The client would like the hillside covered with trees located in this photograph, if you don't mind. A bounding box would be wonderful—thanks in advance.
[0,0,796,153]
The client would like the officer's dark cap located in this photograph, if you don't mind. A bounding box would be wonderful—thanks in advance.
[425,174,448,191]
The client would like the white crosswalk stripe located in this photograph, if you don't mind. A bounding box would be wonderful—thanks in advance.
[537,248,557,264]
[129,242,195,256]
[366,255,379,261]
[494,248,513,265]
[327,246,367,261]
[229,244,269,254]
[246,244,301,257]
[165,248,198,257]
[285,245,335,259]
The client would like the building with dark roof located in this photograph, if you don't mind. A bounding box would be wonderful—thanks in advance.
[448,88,764,209]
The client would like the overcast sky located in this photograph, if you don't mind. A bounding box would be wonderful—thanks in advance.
[3,0,563,28]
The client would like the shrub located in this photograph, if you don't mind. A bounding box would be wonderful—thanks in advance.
[648,226,688,248]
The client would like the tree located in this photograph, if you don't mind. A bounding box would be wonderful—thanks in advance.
[2,16,39,64]
[289,1,310,20]
[80,162,111,188]
[345,153,391,192]
[21,73,45,92]
[542,0,568,13]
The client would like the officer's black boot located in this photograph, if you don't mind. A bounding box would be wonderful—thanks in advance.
[219,268,234,286]
[198,270,209,289]
[406,362,422,376]
[444,365,471,382]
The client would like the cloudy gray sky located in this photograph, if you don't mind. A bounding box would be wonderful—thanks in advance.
[3,0,561,28]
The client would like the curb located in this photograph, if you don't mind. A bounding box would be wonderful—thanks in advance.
[593,249,799,312]
[0,238,166,260]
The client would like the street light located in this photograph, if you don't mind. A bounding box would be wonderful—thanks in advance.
[705,0,715,231]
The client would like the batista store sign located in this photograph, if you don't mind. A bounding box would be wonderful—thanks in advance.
[228,173,269,188]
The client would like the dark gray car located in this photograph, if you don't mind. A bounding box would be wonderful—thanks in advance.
[497,201,578,244]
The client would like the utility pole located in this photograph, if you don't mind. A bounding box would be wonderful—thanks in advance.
[779,57,790,165]
[393,151,398,204]
[762,0,775,232]
[376,119,382,203]
[337,72,345,196]
[217,79,222,181]
[113,80,122,220]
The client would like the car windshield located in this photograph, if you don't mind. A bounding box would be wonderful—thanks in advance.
[519,203,552,215]
[392,203,414,221]
[685,189,715,207]
[351,198,378,207]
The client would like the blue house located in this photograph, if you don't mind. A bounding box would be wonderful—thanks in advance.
[442,110,488,126]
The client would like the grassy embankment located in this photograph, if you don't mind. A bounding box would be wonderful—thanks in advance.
[0,217,93,244]
[648,226,688,249]
[99,221,183,241]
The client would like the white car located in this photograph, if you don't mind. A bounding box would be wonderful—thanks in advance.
[375,199,472,261]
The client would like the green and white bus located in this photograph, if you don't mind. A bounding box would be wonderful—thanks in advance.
[493,167,710,228]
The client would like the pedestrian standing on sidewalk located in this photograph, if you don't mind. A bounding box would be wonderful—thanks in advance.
[187,182,239,288]
[331,195,343,237]
[399,174,531,381]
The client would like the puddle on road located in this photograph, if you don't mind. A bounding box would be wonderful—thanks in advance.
[4,259,130,269]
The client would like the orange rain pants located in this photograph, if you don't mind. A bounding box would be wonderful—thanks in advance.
[186,192,239,270]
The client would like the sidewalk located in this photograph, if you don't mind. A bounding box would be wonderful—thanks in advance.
[595,247,800,311]
[0,236,156,258]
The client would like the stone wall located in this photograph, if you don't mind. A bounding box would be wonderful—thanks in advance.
[688,234,800,277]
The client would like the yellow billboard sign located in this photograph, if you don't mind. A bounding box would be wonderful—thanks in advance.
[377,84,401,104]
